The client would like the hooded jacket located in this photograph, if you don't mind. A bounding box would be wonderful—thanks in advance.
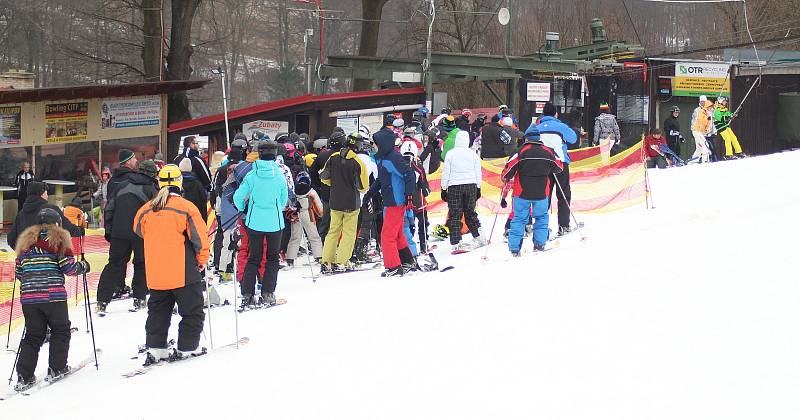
[692,101,715,135]
[480,123,515,159]
[320,147,368,212]
[104,167,158,240]
[181,171,209,222]
[365,127,416,208]
[233,159,289,233]
[593,112,621,147]
[534,116,578,164]
[15,224,88,305]
[134,194,210,291]
[441,131,482,189]
[713,103,733,133]
[7,196,84,250]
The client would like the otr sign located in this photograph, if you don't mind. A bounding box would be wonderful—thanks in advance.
[676,62,729,78]
[680,66,705,74]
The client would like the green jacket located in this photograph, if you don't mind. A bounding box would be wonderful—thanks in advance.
[713,105,733,132]
[440,128,461,160]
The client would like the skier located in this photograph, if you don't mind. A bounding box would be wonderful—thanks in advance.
[7,181,85,251]
[12,208,91,391]
[593,102,621,149]
[455,108,472,132]
[13,161,33,212]
[439,116,460,159]
[233,140,289,308]
[308,131,346,242]
[285,173,323,268]
[501,128,563,256]
[178,158,209,222]
[645,128,669,169]
[319,132,369,273]
[364,121,419,277]
[479,114,513,159]
[133,164,210,363]
[400,141,431,254]
[663,105,683,158]
[419,127,443,174]
[691,98,714,163]
[714,96,745,159]
[535,102,578,235]
[440,130,484,252]
[213,134,249,279]
[96,149,157,314]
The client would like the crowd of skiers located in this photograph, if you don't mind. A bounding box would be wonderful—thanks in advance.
[645,95,746,168]
[5,101,589,391]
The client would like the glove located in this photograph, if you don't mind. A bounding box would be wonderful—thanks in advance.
[440,189,448,203]
[500,198,508,209]
[477,188,481,199]
[406,194,415,210]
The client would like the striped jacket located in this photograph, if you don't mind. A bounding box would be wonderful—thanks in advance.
[14,226,88,305]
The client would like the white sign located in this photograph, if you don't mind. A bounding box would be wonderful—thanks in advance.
[336,117,359,135]
[392,72,422,83]
[242,120,289,140]
[534,102,545,114]
[360,114,384,139]
[675,62,730,79]
[526,82,551,102]
[101,96,161,129]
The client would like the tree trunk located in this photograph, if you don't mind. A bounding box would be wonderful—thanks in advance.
[166,0,202,124]
[354,0,388,91]
[141,0,163,82]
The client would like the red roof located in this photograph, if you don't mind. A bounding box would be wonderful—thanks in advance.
[0,80,209,105]
[168,87,425,133]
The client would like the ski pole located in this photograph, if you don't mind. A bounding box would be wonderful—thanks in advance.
[231,233,240,350]
[551,173,586,240]
[203,269,214,350]
[7,327,24,385]
[304,226,318,283]
[5,278,16,349]
[480,206,501,262]
[80,235,89,333]
[81,268,99,369]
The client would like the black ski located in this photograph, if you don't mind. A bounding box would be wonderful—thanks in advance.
[1,349,102,400]
[122,337,249,378]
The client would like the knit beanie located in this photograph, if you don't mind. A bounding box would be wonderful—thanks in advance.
[118,149,135,165]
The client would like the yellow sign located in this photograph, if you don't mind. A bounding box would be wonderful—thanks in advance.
[45,102,88,143]
[673,77,730,97]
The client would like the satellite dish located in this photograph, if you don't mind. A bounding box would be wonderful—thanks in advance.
[498,7,510,26]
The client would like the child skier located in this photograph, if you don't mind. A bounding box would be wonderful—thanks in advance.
[13,208,91,391]
[285,173,324,268]
[501,128,563,256]
[400,140,431,254]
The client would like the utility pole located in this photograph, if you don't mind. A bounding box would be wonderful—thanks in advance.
[425,0,435,110]
[504,0,517,114]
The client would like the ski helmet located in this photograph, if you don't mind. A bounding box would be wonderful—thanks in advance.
[358,124,371,137]
[523,127,541,144]
[498,104,510,115]
[345,132,363,151]
[392,118,405,129]
[157,164,183,190]
[417,106,430,117]
[359,136,374,154]
[461,108,473,118]
[670,105,680,113]
[275,132,291,144]
[258,139,279,159]
[37,207,61,226]
[328,131,346,149]
[442,115,456,131]
[229,133,249,161]
[400,141,419,158]
[716,96,728,105]
[441,107,452,115]
[432,224,449,239]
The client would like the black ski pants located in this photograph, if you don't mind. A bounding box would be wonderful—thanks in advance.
[551,164,572,229]
[408,209,430,253]
[145,282,205,352]
[97,237,148,303]
[17,302,71,379]
[213,221,223,269]
[445,184,481,245]
[317,201,331,245]
[242,228,282,296]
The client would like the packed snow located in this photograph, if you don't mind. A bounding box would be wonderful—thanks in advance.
[2,151,799,419]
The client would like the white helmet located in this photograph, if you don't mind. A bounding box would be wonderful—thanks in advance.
[399,141,420,157]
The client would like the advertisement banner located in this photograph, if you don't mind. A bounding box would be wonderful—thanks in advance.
[0,106,21,145]
[673,62,731,97]
[242,120,289,140]
[45,102,88,143]
[101,96,160,129]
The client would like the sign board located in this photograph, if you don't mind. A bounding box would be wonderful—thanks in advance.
[101,96,161,129]
[658,76,673,95]
[0,105,21,145]
[534,102,545,114]
[623,61,647,82]
[360,114,383,138]
[673,62,731,97]
[392,72,422,83]
[336,117,359,135]
[526,82,551,102]
[45,102,88,143]
[242,120,289,140]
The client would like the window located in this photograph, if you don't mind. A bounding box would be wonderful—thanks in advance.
[0,147,32,184]
[102,136,160,169]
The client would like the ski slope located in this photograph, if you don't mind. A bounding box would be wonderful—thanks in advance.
[3,151,799,419]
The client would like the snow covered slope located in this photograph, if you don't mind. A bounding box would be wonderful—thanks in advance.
[3,152,799,419]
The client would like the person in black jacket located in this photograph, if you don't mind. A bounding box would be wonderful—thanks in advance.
[501,128,563,256]
[178,157,208,222]
[480,115,513,159]
[664,106,683,158]
[173,136,212,191]
[7,181,85,251]
[419,127,443,174]
[96,149,158,315]
[13,162,34,212]
[308,131,345,242]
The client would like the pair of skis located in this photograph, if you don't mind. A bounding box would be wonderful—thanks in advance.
[1,350,103,400]
[122,337,250,379]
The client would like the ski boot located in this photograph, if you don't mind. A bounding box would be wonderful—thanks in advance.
[45,365,71,383]
[511,251,521,258]
[14,375,36,392]
[112,285,132,300]
[239,294,256,311]
[95,301,108,317]
[170,347,207,362]
[381,266,403,277]
[533,243,546,252]
[320,263,334,275]
[558,225,571,236]
[144,347,171,366]
[282,259,295,271]
[452,242,472,253]
[261,292,277,307]
[401,259,420,274]
[130,298,147,312]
